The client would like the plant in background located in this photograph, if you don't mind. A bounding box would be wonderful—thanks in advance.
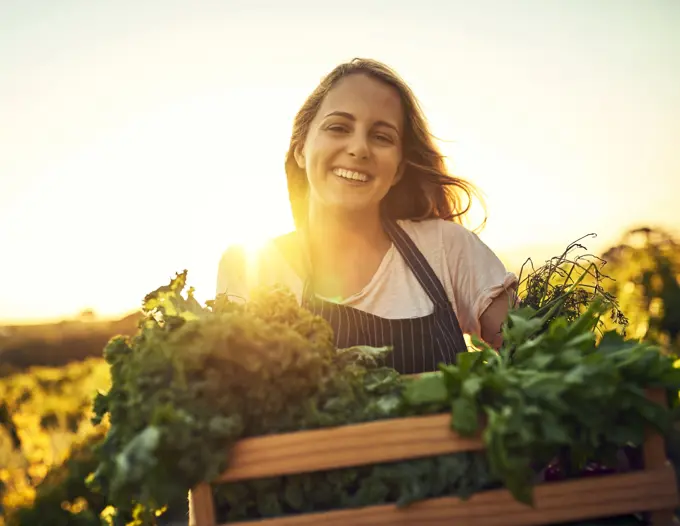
[0,359,111,526]
[601,227,680,352]
[4,429,112,526]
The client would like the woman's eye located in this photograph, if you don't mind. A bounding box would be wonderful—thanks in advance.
[325,124,394,144]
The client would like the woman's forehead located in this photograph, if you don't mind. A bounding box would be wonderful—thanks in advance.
[318,74,404,129]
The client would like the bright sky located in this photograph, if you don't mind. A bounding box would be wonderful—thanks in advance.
[1,0,679,324]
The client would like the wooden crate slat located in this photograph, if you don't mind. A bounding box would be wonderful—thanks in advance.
[188,388,679,525]
[189,483,217,526]
[216,413,484,482]
[216,466,678,526]
[643,389,676,525]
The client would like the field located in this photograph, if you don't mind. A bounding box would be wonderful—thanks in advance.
[0,226,678,525]
[0,313,141,374]
[0,359,109,522]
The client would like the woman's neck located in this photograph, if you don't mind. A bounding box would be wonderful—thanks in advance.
[307,204,387,254]
[303,204,392,298]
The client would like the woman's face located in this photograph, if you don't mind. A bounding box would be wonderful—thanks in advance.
[295,73,405,218]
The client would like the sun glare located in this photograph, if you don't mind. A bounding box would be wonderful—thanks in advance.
[3,9,679,325]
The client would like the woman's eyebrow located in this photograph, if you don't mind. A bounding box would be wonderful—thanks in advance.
[323,111,400,134]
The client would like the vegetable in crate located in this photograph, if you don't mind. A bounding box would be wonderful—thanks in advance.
[402,243,680,505]
[88,240,680,525]
[88,271,406,524]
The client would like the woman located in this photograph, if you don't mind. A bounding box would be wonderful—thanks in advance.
[216,58,517,374]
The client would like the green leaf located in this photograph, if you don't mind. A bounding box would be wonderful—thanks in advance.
[659,368,680,387]
[470,334,493,352]
[461,377,483,398]
[540,414,570,444]
[503,312,544,344]
[283,479,305,511]
[607,424,644,445]
[456,351,482,374]
[511,334,548,363]
[563,332,597,350]
[403,374,448,406]
[451,397,480,435]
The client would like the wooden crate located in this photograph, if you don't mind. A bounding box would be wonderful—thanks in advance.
[189,390,679,525]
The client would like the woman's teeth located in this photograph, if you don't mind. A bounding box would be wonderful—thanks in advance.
[333,168,369,182]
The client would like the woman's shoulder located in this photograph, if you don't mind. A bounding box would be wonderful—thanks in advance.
[218,232,295,266]
[397,217,509,272]
[396,217,479,249]
[216,232,302,297]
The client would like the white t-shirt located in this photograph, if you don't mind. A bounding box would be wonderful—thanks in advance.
[216,218,517,338]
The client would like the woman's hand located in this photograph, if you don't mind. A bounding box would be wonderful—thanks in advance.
[479,291,511,350]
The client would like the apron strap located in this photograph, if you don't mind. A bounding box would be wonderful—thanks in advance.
[381,218,450,308]
[382,217,468,355]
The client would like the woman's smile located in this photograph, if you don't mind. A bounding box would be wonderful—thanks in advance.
[332,167,372,184]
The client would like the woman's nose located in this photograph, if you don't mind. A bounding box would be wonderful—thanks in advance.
[347,133,370,159]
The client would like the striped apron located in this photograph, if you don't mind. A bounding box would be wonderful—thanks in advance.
[301,218,468,374]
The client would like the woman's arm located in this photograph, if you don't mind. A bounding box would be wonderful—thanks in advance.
[216,245,249,299]
[479,290,511,350]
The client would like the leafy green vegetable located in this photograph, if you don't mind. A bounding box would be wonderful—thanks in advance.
[403,298,680,505]
[213,452,498,521]
[89,244,680,525]
[89,272,407,523]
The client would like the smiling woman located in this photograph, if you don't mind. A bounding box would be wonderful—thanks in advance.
[295,79,404,228]
[216,58,517,374]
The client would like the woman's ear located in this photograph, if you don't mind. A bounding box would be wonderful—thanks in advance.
[293,146,305,170]
[392,162,406,187]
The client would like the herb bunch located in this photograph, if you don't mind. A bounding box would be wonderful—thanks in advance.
[515,234,629,335]
[403,278,680,505]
